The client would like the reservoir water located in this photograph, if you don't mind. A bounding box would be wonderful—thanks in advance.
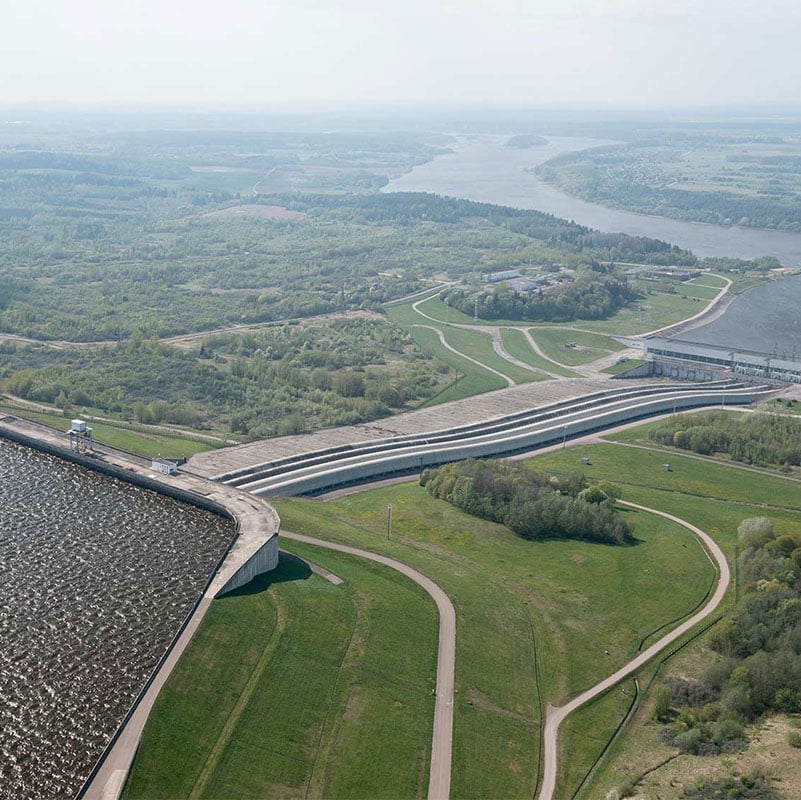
[385,136,801,265]
[674,272,801,356]
[0,439,233,800]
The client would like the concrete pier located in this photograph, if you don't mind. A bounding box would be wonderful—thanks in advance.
[0,414,280,799]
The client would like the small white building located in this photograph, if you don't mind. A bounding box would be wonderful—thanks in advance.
[151,458,178,476]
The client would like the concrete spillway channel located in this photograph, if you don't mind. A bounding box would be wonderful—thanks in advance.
[217,381,775,498]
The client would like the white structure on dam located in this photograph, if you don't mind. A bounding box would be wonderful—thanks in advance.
[644,336,801,383]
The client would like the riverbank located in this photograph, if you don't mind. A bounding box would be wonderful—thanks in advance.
[385,135,801,264]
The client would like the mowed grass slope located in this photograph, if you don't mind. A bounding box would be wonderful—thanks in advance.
[123,551,437,800]
[120,427,801,799]
[275,480,715,798]
[500,328,579,377]
[440,326,543,384]
[534,441,801,513]
[526,327,625,366]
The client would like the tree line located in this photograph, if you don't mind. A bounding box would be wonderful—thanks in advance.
[440,270,637,322]
[647,409,801,468]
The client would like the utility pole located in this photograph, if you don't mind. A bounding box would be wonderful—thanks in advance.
[386,504,393,540]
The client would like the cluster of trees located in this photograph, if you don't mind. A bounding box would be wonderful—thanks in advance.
[441,271,637,322]
[653,518,801,759]
[0,318,446,439]
[647,410,801,467]
[420,458,632,545]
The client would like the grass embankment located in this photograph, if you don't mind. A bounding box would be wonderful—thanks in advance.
[526,327,626,366]
[0,398,218,458]
[123,551,437,800]
[386,296,545,407]
[602,358,646,376]
[126,425,801,798]
[575,292,702,336]
[441,326,544,384]
[274,481,715,798]
[532,440,801,798]
[500,328,579,377]
[677,282,722,301]
[406,327,509,405]
[689,273,729,289]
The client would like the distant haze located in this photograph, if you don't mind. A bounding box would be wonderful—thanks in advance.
[1,0,800,110]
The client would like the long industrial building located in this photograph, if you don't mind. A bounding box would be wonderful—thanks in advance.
[643,336,801,384]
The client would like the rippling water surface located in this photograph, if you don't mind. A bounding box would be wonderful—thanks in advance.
[0,440,233,799]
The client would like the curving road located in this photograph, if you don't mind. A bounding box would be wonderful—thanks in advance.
[412,324,516,386]
[537,500,731,800]
[280,530,456,800]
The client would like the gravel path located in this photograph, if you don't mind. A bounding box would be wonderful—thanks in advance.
[280,530,456,800]
[537,500,730,800]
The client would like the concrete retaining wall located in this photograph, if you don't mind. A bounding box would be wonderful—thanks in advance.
[215,536,279,596]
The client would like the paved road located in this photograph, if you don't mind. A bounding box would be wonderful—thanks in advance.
[537,500,730,800]
[281,530,456,800]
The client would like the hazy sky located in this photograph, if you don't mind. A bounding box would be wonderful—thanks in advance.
[2,0,800,109]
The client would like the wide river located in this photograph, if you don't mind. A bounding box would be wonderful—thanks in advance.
[385,136,801,265]
[0,439,233,800]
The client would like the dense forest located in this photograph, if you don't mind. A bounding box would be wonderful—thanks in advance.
[0,184,697,342]
[0,318,446,438]
[653,517,801,760]
[647,409,801,468]
[420,458,632,545]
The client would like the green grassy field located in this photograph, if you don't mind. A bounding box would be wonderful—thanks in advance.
[273,478,716,798]
[500,328,579,377]
[407,327,509,406]
[556,679,637,800]
[0,399,218,458]
[440,326,543,384]
[532,441,801,514]
[386,296,544,385]
[689,273,729,289]
[677,282,722,300]
[576,292,703,336]
[122,420,801,799]
[526,327,626,366]
[412,294,480,325]
[123,550,438,800]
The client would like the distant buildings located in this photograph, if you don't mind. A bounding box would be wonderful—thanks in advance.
[626,267,700,282]
[482,269,521,283]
